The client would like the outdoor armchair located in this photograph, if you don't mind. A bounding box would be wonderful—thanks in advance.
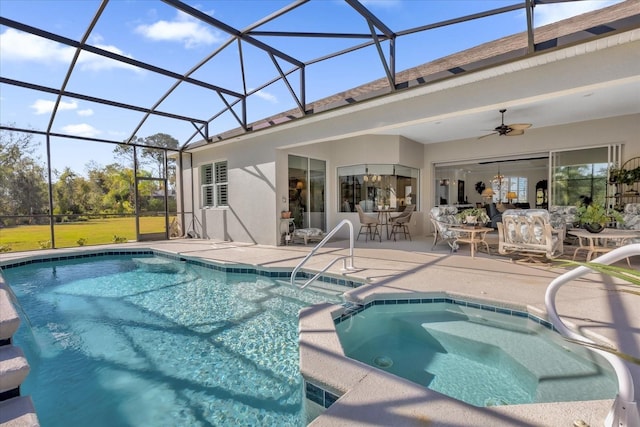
[429,205,462,251]
[497,209,563,261]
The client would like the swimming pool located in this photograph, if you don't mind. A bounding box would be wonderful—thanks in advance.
[3,253,341,426]
[335,299,617,407]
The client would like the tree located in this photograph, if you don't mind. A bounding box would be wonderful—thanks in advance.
[53,168,92,216]
[0,127,48,224]
[113,141,137,169]
[141,133,179,177]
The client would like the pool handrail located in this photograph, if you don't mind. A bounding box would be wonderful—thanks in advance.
[290,219,357,289]
[544,243,639,427]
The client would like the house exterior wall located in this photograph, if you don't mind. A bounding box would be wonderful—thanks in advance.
[181,113,638,245]
[423,114,640,233]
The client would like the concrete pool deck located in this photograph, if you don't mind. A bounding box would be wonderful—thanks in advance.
[1,236,638,426]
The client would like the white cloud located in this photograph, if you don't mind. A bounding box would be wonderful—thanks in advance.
[135,10,222,48]
[254,90,278,103]
[535,0,623,26]
[31,99,78,115]
[61,123,101,138]
[0,28,74,63]
[0,28,141,72]
[77,109,94,117]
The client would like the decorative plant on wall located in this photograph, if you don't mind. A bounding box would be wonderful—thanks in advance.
[475,181,486,194]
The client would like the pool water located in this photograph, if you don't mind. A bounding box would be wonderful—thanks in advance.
[4,255,338,426]
[336,302,617,407]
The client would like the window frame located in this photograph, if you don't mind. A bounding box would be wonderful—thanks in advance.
[200,160,228,208]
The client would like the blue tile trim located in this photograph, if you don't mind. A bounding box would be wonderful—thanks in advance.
[0,249,365,291]
[337,297,556,332]
[304,380,341,409]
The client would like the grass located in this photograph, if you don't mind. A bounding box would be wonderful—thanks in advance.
[0,217,171,252]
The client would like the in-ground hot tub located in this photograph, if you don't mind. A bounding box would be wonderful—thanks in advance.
[335,297,617,407]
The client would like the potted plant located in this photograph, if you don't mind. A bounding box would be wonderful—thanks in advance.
[609,167,626,184]
[456,207,490,225]
[576,203,623,233]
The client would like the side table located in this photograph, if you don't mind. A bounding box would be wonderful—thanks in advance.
[280,218,295,245]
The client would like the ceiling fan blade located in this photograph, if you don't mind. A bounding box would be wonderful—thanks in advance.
[508,123,532,130]
[506,129,525,136]
[477,132,497,139]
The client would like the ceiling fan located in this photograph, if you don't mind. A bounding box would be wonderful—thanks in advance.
[478,109,532,139]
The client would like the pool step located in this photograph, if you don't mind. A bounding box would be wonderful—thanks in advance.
[0,346,30,398]
[0,396,39,426]
[422,319,615,401]
[0,288,20,345]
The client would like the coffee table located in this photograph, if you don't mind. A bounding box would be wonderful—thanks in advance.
[448,225,493,258]
[568,228,639,261]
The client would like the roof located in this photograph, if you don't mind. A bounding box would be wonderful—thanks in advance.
[1,0,638,152]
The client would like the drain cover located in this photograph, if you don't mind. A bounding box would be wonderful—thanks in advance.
[484,396,509,406]
[373,356,393,368]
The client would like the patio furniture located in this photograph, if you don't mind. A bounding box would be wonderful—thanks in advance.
[356,205,381,242]
[292,228,327,245]
[448,225,492,258]
[549,205,580,230]
[568,228,639,264]
[390,205,416,241]
[617,203,640,233]
[429,206,462,251]
[497,209,563,261]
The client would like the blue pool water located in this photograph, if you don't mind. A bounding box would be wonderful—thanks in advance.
[336,302,617,407]
[4,255,339,426]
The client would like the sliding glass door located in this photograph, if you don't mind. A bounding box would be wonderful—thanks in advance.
[550,145,621,208]
[288,155,326,230]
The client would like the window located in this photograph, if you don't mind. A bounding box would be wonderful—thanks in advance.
[490,176,527,203]
[201,161,228,208]
[504,176,528,203]
[337,164,418,212]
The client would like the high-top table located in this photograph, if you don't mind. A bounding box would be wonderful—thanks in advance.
[567,228,639,261]
[374,207,396,239]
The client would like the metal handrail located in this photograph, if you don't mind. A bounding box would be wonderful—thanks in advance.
[545,243,639,427]
[290,219,357,289]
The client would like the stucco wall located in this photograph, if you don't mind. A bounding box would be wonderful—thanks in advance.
[422,114,640,233]
[180,113,637,245]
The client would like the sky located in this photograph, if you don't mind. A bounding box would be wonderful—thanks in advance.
[0,0,624,176]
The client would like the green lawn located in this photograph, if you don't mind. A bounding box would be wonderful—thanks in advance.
[0,217,170,252]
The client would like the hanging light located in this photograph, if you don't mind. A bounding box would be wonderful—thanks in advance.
[363,166,379,183]
[492,167,504,185]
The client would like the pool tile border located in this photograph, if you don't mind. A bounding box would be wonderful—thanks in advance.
[333,296,556,331]
[303,295,558,410]
[0,249,364,290]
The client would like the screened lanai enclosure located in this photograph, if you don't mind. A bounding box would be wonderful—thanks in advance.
[1,0,635,251]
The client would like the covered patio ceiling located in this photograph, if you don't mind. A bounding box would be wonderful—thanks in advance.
[1,0,638,152]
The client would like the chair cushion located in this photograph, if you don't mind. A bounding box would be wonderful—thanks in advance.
[293,228,324,237]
